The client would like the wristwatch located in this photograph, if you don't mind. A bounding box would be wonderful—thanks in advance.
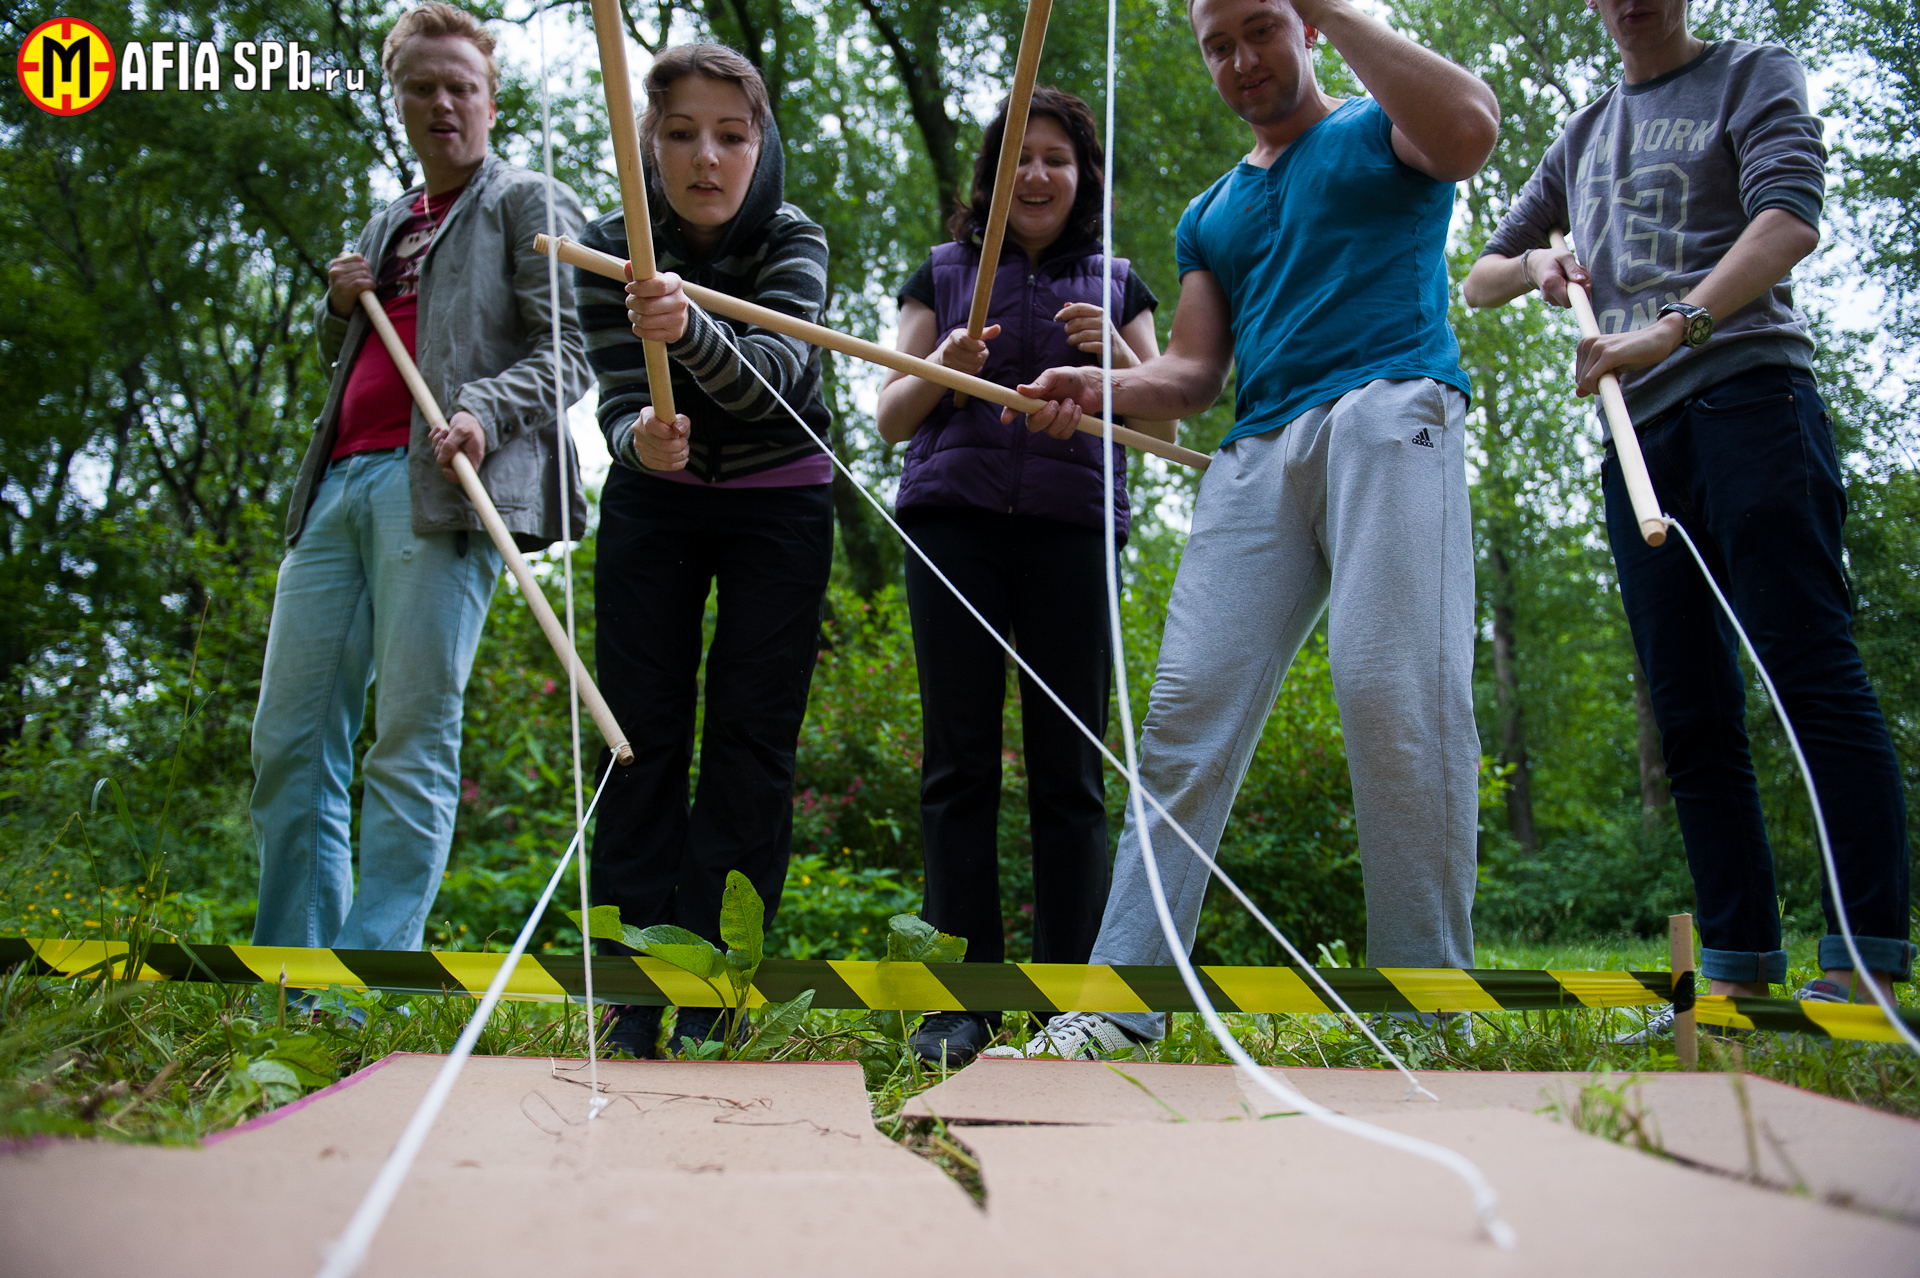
[1658,301,1714,349]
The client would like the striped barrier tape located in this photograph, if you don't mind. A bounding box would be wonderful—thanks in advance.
[4,938,1912,1042]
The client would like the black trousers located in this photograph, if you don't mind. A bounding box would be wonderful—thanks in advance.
[902,507,1113,965]
[591,469,833,949]
[1605,366,1911,983]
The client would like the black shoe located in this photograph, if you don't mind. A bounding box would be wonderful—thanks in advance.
[600,1004,663,1059]
[910,1011,998,1068]
[669,1006,749,1057]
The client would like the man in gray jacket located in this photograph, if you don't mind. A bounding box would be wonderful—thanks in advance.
[251,3,589,952]
[1466,0,1911,1016]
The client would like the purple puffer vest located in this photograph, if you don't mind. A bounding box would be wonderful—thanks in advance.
[896,240,1131,541]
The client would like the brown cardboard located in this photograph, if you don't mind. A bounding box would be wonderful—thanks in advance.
[907,1059,1920,1220]
[959,1109,1920,1275]
[0,1054,989,1277]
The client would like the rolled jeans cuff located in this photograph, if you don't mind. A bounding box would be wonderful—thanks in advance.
[1816,935,1915,982]
[1699,947,1788,985]
[1102,1011,1167,1042]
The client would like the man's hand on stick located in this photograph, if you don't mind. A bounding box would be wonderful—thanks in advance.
[328,252,377,318]
[1521,246,1590,309]
[1574,316,1685,399]
[431,411,487,484]
[635,405,692,471]
[1007,365,1103,440]
[626,268,690,344]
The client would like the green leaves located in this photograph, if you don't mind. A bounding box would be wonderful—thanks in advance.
[883,914,967,964]
[719,870,765,969]
[564,905,650,953]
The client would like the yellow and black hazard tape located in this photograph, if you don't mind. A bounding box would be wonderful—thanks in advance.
[3,937,1913,1043]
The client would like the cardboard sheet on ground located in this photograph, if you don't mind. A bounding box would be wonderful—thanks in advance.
[959,1108,1919,1275]
[0,1054,985,1276]
[905,1059,1920,1221]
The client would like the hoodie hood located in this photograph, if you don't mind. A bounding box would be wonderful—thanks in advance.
[649,114,788,268]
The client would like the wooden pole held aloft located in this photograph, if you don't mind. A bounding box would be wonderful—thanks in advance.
[356,291,634,766]
[953,0,1054,410]
[537,233,1210,472]
[587,0,675,426]
[1669,912,1697,1069]
[1551,230,1666,547]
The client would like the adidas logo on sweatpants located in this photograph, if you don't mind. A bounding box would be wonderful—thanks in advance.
[1411,427,1435,448]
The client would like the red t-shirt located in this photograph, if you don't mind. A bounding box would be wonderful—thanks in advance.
[331,183,466,460]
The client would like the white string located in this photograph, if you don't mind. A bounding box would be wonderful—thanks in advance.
[1663,520,1920,1054]
[314,759,617,1278]
[691,302,1425,1081]
[1091,1,1510,1247]
[691,308,1514,1242]
[535,0,604,1119]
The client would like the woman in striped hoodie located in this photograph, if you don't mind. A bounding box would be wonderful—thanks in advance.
[576,44,832,1059]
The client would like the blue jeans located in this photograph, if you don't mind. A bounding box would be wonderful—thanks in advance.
[250,449,501,950]
[1604,366,1913,984]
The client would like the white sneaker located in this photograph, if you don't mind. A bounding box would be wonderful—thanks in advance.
[981,1011,1139,1060]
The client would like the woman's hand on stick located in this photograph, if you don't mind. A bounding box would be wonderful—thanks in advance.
[1055,303,1138,368]
[932,324,999,377]
[626,268,690,344]
[1006,365,1101,440]
[635,405,692,471]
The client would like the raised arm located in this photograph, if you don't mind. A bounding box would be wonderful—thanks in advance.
[1294,0,1498,182]
[1013,269,1232,437]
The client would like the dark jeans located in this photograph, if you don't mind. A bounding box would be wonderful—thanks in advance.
[1603,365,1912,983]
[590,469,833,950]
[902,507,1113,966]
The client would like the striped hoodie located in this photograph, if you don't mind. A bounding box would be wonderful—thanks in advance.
[576,117,832,482]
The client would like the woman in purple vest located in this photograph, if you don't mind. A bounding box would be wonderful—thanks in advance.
[876,87,1174,1067]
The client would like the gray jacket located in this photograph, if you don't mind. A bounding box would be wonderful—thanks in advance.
[286,154,592,551]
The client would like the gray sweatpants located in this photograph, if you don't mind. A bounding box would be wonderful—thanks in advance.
[1094,378,1477,1039]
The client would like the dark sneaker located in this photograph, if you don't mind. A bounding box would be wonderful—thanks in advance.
[909,1011,999,1068]
[600,1004,663,1059]
[669,1006,749,1057]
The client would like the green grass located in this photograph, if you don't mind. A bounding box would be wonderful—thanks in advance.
[4,930,1916,1155]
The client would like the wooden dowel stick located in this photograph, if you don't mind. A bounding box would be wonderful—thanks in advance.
[357,291,634,766]
[1551,230,1666,547]
[1669,912,1697,1069]
[538,234,1210,472]
[587,0,675,424]
[953,0,1054,410]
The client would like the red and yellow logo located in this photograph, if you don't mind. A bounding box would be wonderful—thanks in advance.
[18,17,115,115]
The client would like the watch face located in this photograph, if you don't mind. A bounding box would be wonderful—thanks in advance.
[1687,312,1713,347]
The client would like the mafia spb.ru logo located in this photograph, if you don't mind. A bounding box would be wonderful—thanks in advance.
[17,16,115,115]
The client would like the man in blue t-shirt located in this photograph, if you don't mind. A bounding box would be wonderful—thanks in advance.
[992,0,1499,1058]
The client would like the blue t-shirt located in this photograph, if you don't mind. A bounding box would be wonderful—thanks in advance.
[1174,98,1471,447]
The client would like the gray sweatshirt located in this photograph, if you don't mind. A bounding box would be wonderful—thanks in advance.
[1483,40,1827,422]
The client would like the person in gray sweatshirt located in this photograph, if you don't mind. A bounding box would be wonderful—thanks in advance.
[1465,0,1911,1023]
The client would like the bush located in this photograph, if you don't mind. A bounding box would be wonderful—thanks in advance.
[1474,803,1696,942]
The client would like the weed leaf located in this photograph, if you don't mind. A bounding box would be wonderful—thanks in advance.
[719,870,764,968]
[634,925,725,982]
[883,914,967,964]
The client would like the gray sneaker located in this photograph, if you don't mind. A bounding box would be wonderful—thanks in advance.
[1790,979,1850,1004]
[981,1011,1139,1060]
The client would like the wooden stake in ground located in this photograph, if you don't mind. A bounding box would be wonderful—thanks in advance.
[1551,230,1665,547]
[587,0,675,425]
[952,0,1053,410]
[538,234,1210,472]
[356,291,634,766]
[1669,912,1698,1069]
